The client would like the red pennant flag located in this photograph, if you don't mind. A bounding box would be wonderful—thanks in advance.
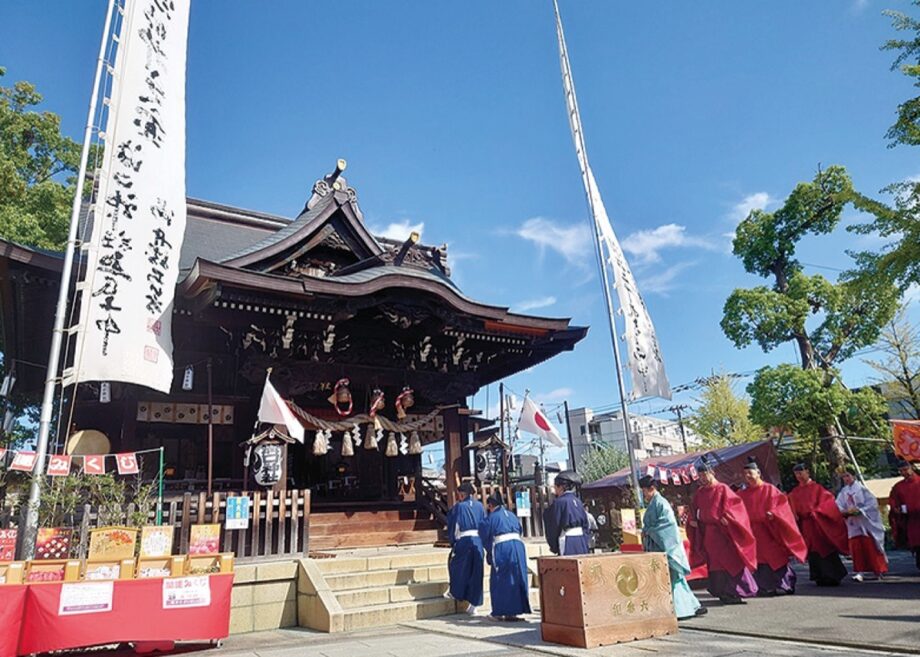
[47,455,72,477]
[83,454,106,475]
[11,451,37,472]
[892,420,920,462]
[671,469,682,486]
[680,468,691,485]
[689,464,699,480]
[116,452,139,475]
[658,466,668,484]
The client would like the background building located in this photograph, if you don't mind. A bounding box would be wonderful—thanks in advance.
[567,406,697,467]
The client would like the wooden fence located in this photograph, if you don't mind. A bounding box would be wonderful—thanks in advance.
[1,489,311,563]
[477,484,555,539]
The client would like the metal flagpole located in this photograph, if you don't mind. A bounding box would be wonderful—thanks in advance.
[21,0,119,560]
[157,446,165,525]
[552,0,642,510]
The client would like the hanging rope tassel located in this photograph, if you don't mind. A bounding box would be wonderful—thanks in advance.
[364,420,379,449]
[313,429,328,456]
[342,427,354,456]
[408,430,422,455]
[385,431,398,457]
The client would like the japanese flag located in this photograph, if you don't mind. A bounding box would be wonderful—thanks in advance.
[257,373,305,443]
[83,454,106,475]
[47,455,73,477]
[517,397,564,448]
[11,451,37,473]
[116,453,140,475]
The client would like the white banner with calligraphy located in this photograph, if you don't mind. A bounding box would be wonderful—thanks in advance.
[67,0,191,393]
[553,0,671,400]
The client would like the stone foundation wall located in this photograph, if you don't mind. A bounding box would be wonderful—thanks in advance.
[230,561,299,634]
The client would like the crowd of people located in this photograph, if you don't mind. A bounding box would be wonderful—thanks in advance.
[443,459,920,622]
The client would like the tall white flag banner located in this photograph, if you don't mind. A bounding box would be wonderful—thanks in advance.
[518,397,565,449]
[553,1,671,400]
[67,0,191,393]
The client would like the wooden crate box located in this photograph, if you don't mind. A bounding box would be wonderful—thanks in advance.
[538,552,677,648]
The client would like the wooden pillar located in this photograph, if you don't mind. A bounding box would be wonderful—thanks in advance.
[443,406,463,504]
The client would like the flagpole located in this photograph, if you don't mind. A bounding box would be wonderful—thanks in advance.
[21,0,118,560]
[552,0,642,510]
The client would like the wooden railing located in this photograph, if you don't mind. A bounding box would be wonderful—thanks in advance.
[1,489,311,563]
[470,484,556,539]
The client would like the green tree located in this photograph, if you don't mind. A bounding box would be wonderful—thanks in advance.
[722,166,899,475]
[863,306,920,419]
[578,445,629,484]
[0,66,82,250]
[685,374,764,448]
[847,3,920,290]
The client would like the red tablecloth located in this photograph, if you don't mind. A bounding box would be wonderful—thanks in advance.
[18,574,233,655]
[0,586,26,657]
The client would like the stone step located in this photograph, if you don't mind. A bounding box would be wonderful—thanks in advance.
[325,565,446,591]
[335,581,449,609]
[316,550,451,575]
[342,597,459,632]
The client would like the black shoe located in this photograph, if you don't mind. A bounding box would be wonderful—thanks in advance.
[695,606,709,616]
[757,590,777,598]
[719,596,746,605]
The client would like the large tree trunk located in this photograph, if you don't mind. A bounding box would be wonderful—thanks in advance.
[819,425,849,485]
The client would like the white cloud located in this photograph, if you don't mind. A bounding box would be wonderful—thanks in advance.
[904,283,920,305]
[534,387,575,404]
[513,296,557,313]
[637,260,698,296]
[515,217,593,268]
[370,219,424,241]
[728,192,774,224]
[851,0,869,13]
[621,224,715,265]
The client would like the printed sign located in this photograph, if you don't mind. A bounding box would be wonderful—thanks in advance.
[83,454,106,475]
[163,575,211,609]
[35,528,72,560]
[11,451,37,473]
[514,490,532,518]
[188,524,220,555]
[47,455,73,477]
[88,527,138,560]
[0,528,17,561]
[59,581,114,616]
[140,525,174,558]
[225,496,251,530]
[116,452,139,475]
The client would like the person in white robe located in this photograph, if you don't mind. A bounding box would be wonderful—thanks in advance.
[836,469,888,581]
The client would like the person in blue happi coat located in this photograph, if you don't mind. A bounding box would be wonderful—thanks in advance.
[479,491,531,621]
[543,470,590,555]
[639,475,707,620]
[445,481,486,615]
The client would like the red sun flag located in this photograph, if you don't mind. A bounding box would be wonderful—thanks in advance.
[518,396,564,448]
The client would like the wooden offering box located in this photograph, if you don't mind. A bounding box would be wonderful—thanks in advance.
[185,553,234,576]
[25,559,81,583]
[0,562,24,584]
[137,556,184,579]
[538,553,677,649]
[84,558,135,581]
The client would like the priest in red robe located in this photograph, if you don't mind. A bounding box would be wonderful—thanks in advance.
[738,459,807,596]
[787,463,849,586]
[889,460,920,571]
[688,461,758,604]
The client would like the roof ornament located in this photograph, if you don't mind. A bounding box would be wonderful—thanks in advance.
[304,159,364,220]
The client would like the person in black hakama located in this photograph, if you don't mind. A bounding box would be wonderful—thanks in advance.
[543,470,590,555]
[445,482,486,615]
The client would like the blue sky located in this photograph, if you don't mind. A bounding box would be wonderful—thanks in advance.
[2,1,918,463]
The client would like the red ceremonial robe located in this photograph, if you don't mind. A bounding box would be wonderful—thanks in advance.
[688,482,758,575]
[889,475,920,549]
[739,483,808,569]
[787,480,849,557]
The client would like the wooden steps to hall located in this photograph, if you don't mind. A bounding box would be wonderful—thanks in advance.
[309,507,442,551]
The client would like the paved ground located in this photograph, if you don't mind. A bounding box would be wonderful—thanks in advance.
[67,550,919,657]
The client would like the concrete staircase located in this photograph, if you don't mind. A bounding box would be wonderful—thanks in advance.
[298,543,552,632]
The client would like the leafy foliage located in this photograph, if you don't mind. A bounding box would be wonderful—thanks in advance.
[0,66,82,250]
[578,445,630,484]
[882,2,920,148]
[863,306,920,418]
[685,373,764,448]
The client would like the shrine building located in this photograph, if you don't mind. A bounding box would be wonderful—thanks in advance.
[0,163,587,548]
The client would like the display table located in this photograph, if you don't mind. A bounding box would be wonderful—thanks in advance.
[538,553,677,649]
[17,573,233,655]
[0,585,26,657]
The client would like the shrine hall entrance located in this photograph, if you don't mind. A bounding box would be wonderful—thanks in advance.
[291,439,420,507]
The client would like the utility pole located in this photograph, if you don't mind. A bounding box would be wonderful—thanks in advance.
[563,400,577,472]
[499,382,509,488]
[670,404,690,453]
